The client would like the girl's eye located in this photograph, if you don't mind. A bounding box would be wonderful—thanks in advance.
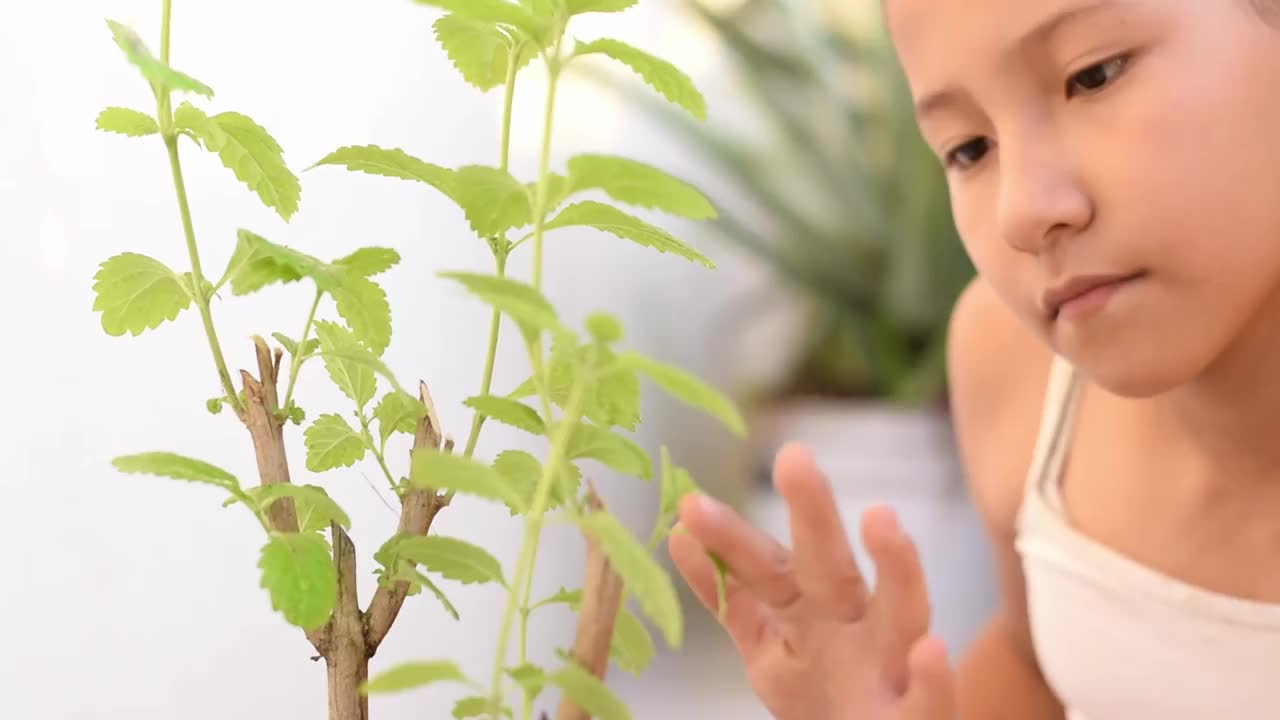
[944,137,991,171]
[1065,55,1130,98]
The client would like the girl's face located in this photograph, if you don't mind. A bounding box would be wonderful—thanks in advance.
[885,0,1280,396]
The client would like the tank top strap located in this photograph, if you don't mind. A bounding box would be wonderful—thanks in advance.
[1019,354,1083,521]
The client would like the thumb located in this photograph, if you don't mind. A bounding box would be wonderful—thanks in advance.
[897,635,955,719]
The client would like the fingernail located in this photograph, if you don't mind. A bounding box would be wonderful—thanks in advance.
[696,494,722,520]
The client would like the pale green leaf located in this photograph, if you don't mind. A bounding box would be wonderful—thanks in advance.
[408,567,462,619]
[112,452,239,492]
[566,155,715,219]
[438,271,563,339]
[258,533,336,631]
[392,535,506,586]
[564,422,651,479]
[105,19,213,97]
[271,332,319,357]
[546,661,632,720]
[453,696,512,718]
[453,165,533,236]
[585,311,623,343]
[611,607,655,674]
[492,449,580,513]
[574,38,704,120]
[362,659,469,694]
[544,201,713,267]
[433,14,536,92]
[410,449,527,511]
[575,510,682,647]
[333,247,400,277]
[308,145,456,199]
[92,253,192,336]
[506,663,546,702]
[533,586,582,609]
[174,104,300,221]
[566,0,637,14]
[218,229,321,295]
[330,273,392,355]
[412,0,545,38]
[312,321,377,409]
[249,483,353,532]
[545,341,640,430]
[95,107,158,137]
[374,390,425,446]
[616,350,745,435]
[532,172,573,215]
[464,395,544,435]
[303,413,367,472]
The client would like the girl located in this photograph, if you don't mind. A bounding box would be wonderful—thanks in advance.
[668,1,1280,718]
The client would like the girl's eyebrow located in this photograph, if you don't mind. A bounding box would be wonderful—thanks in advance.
[913,0,1118,120]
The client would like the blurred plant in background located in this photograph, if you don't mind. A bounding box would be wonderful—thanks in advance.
[602,0,974,407]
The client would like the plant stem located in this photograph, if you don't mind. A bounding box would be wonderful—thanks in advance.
[531,51,562,293]
[359,412,399,491]
[488,375,587,719]
[458,43,523,465]
[155,0,242,417]
[282,287,323,412]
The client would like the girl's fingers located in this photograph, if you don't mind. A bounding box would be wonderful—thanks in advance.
[668,527,769,655]
[676,492,803,610]
[863,504,932,695]
[773,443,870,622]
[897,635,955,719]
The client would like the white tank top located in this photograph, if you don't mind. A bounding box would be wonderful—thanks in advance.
[1014,355,1280,719]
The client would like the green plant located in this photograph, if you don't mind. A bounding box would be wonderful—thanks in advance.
[92,1,741,718]
[598,0,974,406]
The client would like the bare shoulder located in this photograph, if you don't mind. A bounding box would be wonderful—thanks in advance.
[945,277,1055,542]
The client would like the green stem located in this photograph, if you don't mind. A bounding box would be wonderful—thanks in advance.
[282,287,322,412]
[155,0,242,417]
[359,412,399,491]
[531,54,562,292]
[488,374,588,717]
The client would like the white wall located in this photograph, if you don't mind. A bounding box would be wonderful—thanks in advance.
[0,1,773,717]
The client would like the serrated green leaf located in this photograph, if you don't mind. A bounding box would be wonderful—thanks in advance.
[575,510,682,647]
[95,107,158,137]
[433,14,537,92]
[490,450,580,513]
[411,567,462,619]
[506,664,546,702]
[112,452,239,492]
[410,449,527,511]
[258,533,335,631]
[219,228,314,295]
[655,446,699,536]
[533,586,583,609]
[533,172,573,215]
[610,607,655,674]
[545,340,640,430]
[545,201,713,267]
[374,391,425,447]
[313,321,377,409]
[412,0,545,38]
[330,273,392,355]
[453,165,533,236]
[616,350,745,436]
[303,413,367,472]
[309,145,456,198]
[564,422,651,479]
[574,38,704,120]
[438,271,563,340]
[174,104,300,221]
[105,19,213,97]
[453,695,512,719]
[566,0,637,14]
[333,247,400,277]
[546,661,632,720]
[362,659,469,694]
[464,395,544,435]
[272,332,318,357]
[392,535,506,586]
[92,253,192,336]
[566,155,715,220]
[249,483,353,532]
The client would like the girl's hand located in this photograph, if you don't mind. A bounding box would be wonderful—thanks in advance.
[669,443,955,720]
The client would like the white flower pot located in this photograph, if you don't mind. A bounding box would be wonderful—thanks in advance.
[745,397,998,657]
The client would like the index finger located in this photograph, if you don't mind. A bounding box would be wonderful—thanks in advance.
[772,443,870,622]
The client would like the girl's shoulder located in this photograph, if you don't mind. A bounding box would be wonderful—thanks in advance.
[946,276,1057,538]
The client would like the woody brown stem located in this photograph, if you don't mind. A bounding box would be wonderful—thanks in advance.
[555,483,625,720]
[326,523,369,720]
[364,380,448,652]
[240,336,329,654]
